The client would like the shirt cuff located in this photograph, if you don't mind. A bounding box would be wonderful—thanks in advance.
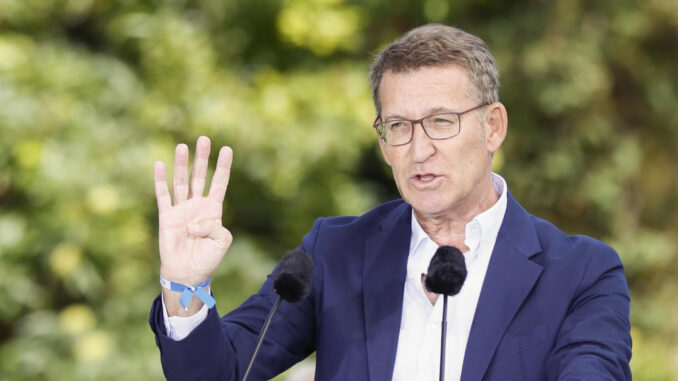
[161,291,210,341]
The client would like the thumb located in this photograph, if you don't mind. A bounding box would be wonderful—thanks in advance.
[187,219,230,243]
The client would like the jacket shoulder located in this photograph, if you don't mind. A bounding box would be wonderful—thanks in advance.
[300,199,408,254]
[527,215,624,285]
[529,215,618,260]
[318,199,407,229]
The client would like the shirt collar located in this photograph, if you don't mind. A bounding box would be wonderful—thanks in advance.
[410,208,429,253]
[410,173,508,258]
[464,173,507,259]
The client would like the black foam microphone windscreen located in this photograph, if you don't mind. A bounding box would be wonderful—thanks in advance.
[241,250,314,381]
[425,246,467,296]
[273,249,313,303]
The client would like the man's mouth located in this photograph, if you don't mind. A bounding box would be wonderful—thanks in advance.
[413,173,439,182]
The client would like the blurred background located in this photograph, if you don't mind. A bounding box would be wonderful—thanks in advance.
[1,0,677,379]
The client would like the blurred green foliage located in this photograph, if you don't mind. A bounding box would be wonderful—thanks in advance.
[0,0,676,379]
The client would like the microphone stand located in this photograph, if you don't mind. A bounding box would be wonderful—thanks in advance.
[241,296,282,381]
[426,246,466,381]
[439,294,448,381]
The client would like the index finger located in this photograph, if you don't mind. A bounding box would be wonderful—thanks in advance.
[154,161,172,213]
[207,146,233,204]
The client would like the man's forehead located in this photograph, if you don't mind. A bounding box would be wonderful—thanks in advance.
[379,65,475,118]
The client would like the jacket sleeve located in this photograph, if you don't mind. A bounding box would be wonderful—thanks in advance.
[547,241,632,380]
[148,218,323,381]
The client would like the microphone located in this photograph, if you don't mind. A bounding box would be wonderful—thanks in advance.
[425,245,467,295]
[425,246,467,381]
[241,249,313,381]
[273,249,314,303]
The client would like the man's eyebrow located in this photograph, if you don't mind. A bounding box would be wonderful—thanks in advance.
[427,107,455,115]
[381,113,408,121]
[382,107,457,120]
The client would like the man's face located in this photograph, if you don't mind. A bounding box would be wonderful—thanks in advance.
[378,64,502,219]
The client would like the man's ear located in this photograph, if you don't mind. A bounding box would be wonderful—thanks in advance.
[378,140,393,167]
[484,102,508,154]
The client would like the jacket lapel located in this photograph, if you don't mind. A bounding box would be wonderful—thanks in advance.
[363,202,411,381]
[461,193,543,381]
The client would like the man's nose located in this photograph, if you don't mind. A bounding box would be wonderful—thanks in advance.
[410,122,436,162]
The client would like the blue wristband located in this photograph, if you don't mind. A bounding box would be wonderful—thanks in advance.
[159,276,216,310]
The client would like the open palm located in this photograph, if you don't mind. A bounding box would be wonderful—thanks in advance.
[154,136,233,286]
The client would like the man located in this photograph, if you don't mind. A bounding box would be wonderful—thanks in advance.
[150,24,632,380]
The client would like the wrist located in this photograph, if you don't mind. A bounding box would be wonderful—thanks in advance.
[159,275,215,310]
[162,288,208,317]
[159,267,211,287]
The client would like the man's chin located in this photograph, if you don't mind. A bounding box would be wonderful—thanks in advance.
[408,199,450,218]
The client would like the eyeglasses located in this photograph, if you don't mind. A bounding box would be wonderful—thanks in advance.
[373,103,489,146]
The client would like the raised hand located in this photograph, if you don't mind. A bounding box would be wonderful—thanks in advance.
[154,136,233,288]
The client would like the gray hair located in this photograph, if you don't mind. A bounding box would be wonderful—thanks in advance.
[369,24,500,115]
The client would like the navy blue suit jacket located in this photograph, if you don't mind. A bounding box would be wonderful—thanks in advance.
[150,193,632,380]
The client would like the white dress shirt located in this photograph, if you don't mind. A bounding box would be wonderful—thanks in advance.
[392,173,507,381]
[162,173,508,381]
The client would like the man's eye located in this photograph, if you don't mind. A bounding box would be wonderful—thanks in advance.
[432,117,455,125]
[387,121,406,129]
